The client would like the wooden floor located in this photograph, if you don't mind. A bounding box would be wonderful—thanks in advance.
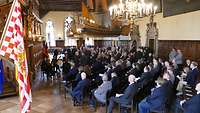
[0,73,118,113]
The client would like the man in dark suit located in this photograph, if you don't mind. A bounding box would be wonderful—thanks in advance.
[80,52,90,66]
[110,73,120,91]
[127,63,140,77]
[62,58,71,76]
[91,58,105,76]
[45,59,52,79]
[109,72,120,96]
[138,66,153,87]
[72,66,84,89]
[186,61,199,88]
[73,51,80,65]
[71,72,90,105]
[175,82,200,113]
[135,48,143,61]
[107,75,140,113]
[112,60,123,78]
[138,78,172,113]
[182,82,200,113]
[64,65,79,86]
[151,58,162,78]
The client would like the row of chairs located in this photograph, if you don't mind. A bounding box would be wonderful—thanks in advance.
[58,68,174,113]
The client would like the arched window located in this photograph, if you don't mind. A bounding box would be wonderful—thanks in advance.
[64,17,77,46]
[46,20,55,46]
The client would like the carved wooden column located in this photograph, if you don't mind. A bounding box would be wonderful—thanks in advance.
[130,22,141,49]
[146,15,159,56]
[95,0,108,12]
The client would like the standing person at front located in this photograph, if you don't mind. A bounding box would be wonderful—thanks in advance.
[174,49,183,70]
[169,48,177,62]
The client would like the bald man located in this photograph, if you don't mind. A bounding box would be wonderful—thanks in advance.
[89,74,112,110]
[107,75,140,113]
[71,72,90,105]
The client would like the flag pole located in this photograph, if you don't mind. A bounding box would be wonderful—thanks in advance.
[0,0,17,49]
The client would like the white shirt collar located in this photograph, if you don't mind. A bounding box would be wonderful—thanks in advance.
[197,91,200,94]
[129,82,134,85]
[192,67,197,70]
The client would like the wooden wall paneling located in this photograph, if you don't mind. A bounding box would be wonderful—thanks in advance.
[94,40,103,47]
[158,40,200,65]
[25,41,43,81]
[163,0,200,17]
[196,42,200,61]
[56,40,64,47]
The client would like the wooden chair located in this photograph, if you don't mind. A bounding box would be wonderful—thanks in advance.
[183,85,195,100]
[118,87,142,113]
[73,81,91,106]
[150,104,167,113]
[118,99,134,113]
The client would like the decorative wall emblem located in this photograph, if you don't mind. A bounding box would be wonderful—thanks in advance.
[147,23,158,40]
[130,24,141,48]
[64,16,75,37]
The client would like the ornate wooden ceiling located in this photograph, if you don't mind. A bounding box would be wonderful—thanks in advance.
[39,0,82,18]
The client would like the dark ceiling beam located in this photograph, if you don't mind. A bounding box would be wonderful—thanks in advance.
[44,0,81,3]
[41,0,78,1]
[39,0,82,18]
[46,6,81,10]
[45,3,81,6]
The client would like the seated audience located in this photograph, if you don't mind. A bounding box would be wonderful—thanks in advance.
[185,59,191,68]
[64,64,79,86]
[45,45,199,113]
[167,68,176,84]
[151,58,162,78]
[138,66,153,87]
[176,67,190,94]
[138,76,172,113]
[107,74,139,113]
[186,61,199,88]
[110,72,120,91]
[89,74,112,109]
[62,58,71,76]
[71,66,84,89]
[163,61,172,71]
[127,63,140,77]
[71,72,90,105]
[175,82,200,113]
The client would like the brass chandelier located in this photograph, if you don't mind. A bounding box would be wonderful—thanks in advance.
[109,0,158,21]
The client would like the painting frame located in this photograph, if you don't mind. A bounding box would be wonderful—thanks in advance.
[163,0,200,17]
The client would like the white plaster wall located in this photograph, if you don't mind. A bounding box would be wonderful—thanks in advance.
[136,10,200,46]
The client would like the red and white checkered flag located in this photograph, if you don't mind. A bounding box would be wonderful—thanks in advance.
[0,0,32,113]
